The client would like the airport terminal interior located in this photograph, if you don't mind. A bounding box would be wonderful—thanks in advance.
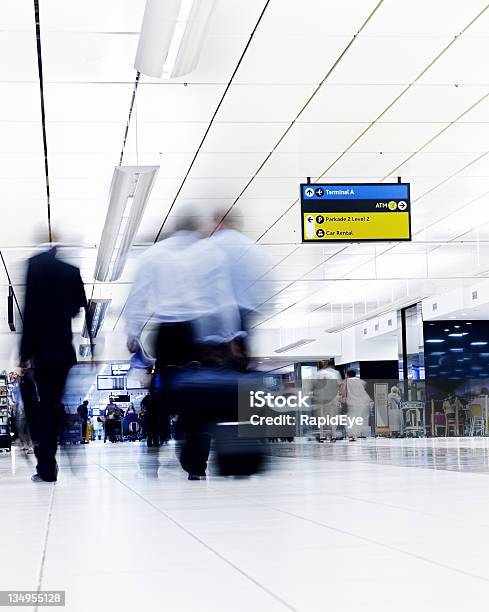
[3,1,489,610]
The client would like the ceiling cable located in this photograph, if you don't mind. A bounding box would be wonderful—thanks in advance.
[119,71,141,166]
[33,0,52,244]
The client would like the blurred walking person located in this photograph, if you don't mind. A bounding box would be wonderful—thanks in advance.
[77,400,89,444]
[312,360,341,442]
[19,243,92,482]
[125,213,242,478]
[339,369,372,441]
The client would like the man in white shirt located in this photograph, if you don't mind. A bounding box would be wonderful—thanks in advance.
[210,211,271,347]
[313,360,342,442]
[124,214,243,476]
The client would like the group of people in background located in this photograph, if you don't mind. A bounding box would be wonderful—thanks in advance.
[312,362,403,441]
[312,362,374,442]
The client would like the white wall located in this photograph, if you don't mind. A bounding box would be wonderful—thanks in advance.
[250,323,398,364]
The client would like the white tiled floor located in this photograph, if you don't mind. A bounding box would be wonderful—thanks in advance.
[2,438,489,611]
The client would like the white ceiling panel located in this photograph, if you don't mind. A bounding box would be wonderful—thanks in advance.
[47,123,122,153]
[136,84,225,122]
[149,177,184,199]
[0,153,44,179]
[200,123,287,153]
[127,122,208,153]
[299,84,405,123]
[0,178,46,199]
[423,123,489,153]
[189,152,265,178]
[0,32,38,81]
[328,36,449,85]
[51,203,106,244]
[276,123,368,154]
[260,0,381,36]
[0,124,43,152]
[208,0,268,36]
[390,151,478,178]
[44,84,134,122]
[241,177,303,200]
[40,0,145,32]
[216,84,315,122]
[457,154,489,177]
[233,198,294,218]
[0,83,42,121]
[178,177,250,199]
[380,85,489,123]
[0,202,47,247]
[362,0,489,36]
[325,152,407,177]
[259,153,339,179]
[50,178,111,200]
[418,37,489,85]
[0,1,36,31]
[349,122,445,153]
[42,33,138,82]
[457,94,489,123]
[48,153,119,179]
[235,35,350,85]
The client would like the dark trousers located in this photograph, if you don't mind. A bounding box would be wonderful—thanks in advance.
[153,322,209,471]
[81,419,88,441]
[34,363,71,481]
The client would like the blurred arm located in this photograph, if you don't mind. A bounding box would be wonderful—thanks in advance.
[124,256,154,341]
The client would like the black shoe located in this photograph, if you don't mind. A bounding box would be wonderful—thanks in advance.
[330,438,337,443]
[31,474,56,483]
[318,439,325,443]
[188,474,206,481]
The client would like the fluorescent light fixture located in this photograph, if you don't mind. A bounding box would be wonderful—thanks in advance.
[134,0,216,79]
[471,341,488,346]
[275,339,315,354]
[450,348,463,352]
[82,299,112,339]
[426,339,445,343]
[448,333,464,337]
[94,166,158,282]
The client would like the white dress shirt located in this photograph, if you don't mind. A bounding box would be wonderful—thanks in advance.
[210,228,271,313]
[125,231,242,345]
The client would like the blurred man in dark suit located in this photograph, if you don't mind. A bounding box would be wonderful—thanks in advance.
[20,244,91,482]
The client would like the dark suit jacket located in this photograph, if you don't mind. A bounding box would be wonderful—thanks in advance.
[20,248,89,366]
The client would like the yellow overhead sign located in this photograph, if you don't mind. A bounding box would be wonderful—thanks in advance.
[303,211,411,241]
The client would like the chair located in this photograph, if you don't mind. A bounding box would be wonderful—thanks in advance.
[467,404,485,436]
[432,413,448,437]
